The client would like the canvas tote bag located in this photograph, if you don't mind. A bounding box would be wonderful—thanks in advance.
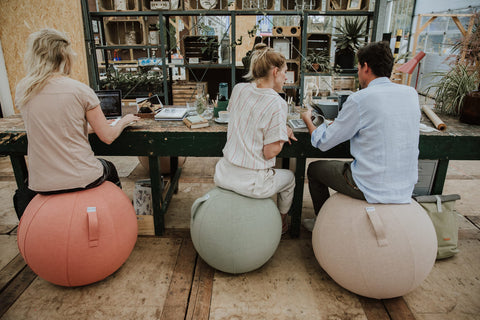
[414,194,461,259]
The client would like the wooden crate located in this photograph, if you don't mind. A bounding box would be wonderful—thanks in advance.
[185,0,229,9]
[390,63,407,85]
[281,0,321,10]
[104,17,147,46]
[134,177,170,236]
[333,76,356,91]
[98,0,140,11]
[327,0,368,10]
[183,36,219,63]
[140,0,183,10]
[235,0,274,10]
[172,81,208,106]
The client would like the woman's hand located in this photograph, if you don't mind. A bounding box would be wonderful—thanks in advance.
[87,106,139,145]
[117,114,140,128]
[286,125,297,145]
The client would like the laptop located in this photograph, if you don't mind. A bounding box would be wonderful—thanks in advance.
[95,90,122,120]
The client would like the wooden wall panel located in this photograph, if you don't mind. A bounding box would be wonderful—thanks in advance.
[0,0,89,113]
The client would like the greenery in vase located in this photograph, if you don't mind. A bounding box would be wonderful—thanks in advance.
[302,49,332,73]
[334,17,367,54]
[425,64,479,116]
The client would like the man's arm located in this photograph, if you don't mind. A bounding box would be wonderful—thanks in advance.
[301,100,360,151]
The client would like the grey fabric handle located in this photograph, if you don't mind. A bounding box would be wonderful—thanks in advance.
[365,206,389,247]
[191,193,210,219]
[414,194,460,203]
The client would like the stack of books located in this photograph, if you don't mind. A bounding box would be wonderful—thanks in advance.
[183,115,209,129]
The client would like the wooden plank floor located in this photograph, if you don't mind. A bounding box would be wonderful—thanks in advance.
[0,157,479,319]
[1,231,425,320]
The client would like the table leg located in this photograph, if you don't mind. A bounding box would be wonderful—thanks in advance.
[431,158,449,195]
[171,156,179,194]
[10,155,28,189]
[290,157,306,238]
[149,155,164,236]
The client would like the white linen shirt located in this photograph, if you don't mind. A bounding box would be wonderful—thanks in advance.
[222,82,288,170]
[311,77,421,203]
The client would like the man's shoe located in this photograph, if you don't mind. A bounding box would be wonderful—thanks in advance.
[302,217,317,232]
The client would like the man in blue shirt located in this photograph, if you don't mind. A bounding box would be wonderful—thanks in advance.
[301,41,420,231]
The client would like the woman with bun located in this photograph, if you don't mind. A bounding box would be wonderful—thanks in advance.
[214,43,296,234]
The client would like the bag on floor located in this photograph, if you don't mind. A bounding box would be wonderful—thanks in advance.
[414,194,461,259]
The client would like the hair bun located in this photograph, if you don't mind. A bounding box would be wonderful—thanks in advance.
[253,43,268,51]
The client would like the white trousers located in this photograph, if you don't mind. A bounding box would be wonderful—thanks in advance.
[214,158,295,214]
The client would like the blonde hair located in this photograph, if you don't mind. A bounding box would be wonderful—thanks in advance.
[16,28,76,108]
[244,43,286,81]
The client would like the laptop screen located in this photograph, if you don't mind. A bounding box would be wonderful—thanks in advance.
[95,90,122,118]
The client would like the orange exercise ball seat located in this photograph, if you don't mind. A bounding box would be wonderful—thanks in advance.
[17,181,138,287]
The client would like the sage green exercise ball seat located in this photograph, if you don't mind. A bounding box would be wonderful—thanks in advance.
[190,187,282,274]
[312,192,437,299]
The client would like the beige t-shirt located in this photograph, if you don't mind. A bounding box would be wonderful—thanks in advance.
[15,76,103,192]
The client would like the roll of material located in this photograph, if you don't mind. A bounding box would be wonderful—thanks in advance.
[422,105,446,131]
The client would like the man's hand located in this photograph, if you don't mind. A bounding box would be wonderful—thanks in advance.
[286,125,298,145]
[301,109,322,135]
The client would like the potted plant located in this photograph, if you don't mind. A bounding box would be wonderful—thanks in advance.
[333,17,366,70]
[425,64,480,116]
[303,48,332,73]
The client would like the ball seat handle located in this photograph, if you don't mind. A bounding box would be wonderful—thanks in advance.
[191,194,210,219]
[365,207,389,247]
[87,207,99,247]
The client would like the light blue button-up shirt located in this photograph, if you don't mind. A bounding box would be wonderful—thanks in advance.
[311,77,421,203]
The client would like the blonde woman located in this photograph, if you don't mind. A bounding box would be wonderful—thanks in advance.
[214,43,297,234]
[13,28,139,218]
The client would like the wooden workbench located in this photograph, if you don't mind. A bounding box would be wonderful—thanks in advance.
[1,113,479,236]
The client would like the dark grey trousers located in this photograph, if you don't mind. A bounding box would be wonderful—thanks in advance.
[307,160,366,215]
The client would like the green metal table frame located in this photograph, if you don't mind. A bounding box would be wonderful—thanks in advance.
[2,116,480,237]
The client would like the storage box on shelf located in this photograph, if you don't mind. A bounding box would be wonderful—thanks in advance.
[307,33,331,57]
[286,62,300,85]
[171,81,208,105]
[98,0,140,11]
[185,0,229,10]
[333,75,356,91]
[104,17,147,46]
[141,0,183,10]
[327,0,369,11]
[281,0,322,10]
[272,26,302,37]
[183,36,219,63]
[235,0,274,10]
[262,35,301,61]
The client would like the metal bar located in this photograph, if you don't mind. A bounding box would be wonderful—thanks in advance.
[9,155,28,190]
[299,11,308,106]
[231,12,236,87]
[80,0,99,89]
[290,157,306,237]
[149,156,164,235]
[159,12,170,105]
[431,159,449,195]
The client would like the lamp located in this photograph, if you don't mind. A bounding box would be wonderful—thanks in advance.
[397,51,426,89]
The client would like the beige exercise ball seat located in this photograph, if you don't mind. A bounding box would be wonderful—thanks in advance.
[312,192,437,299]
